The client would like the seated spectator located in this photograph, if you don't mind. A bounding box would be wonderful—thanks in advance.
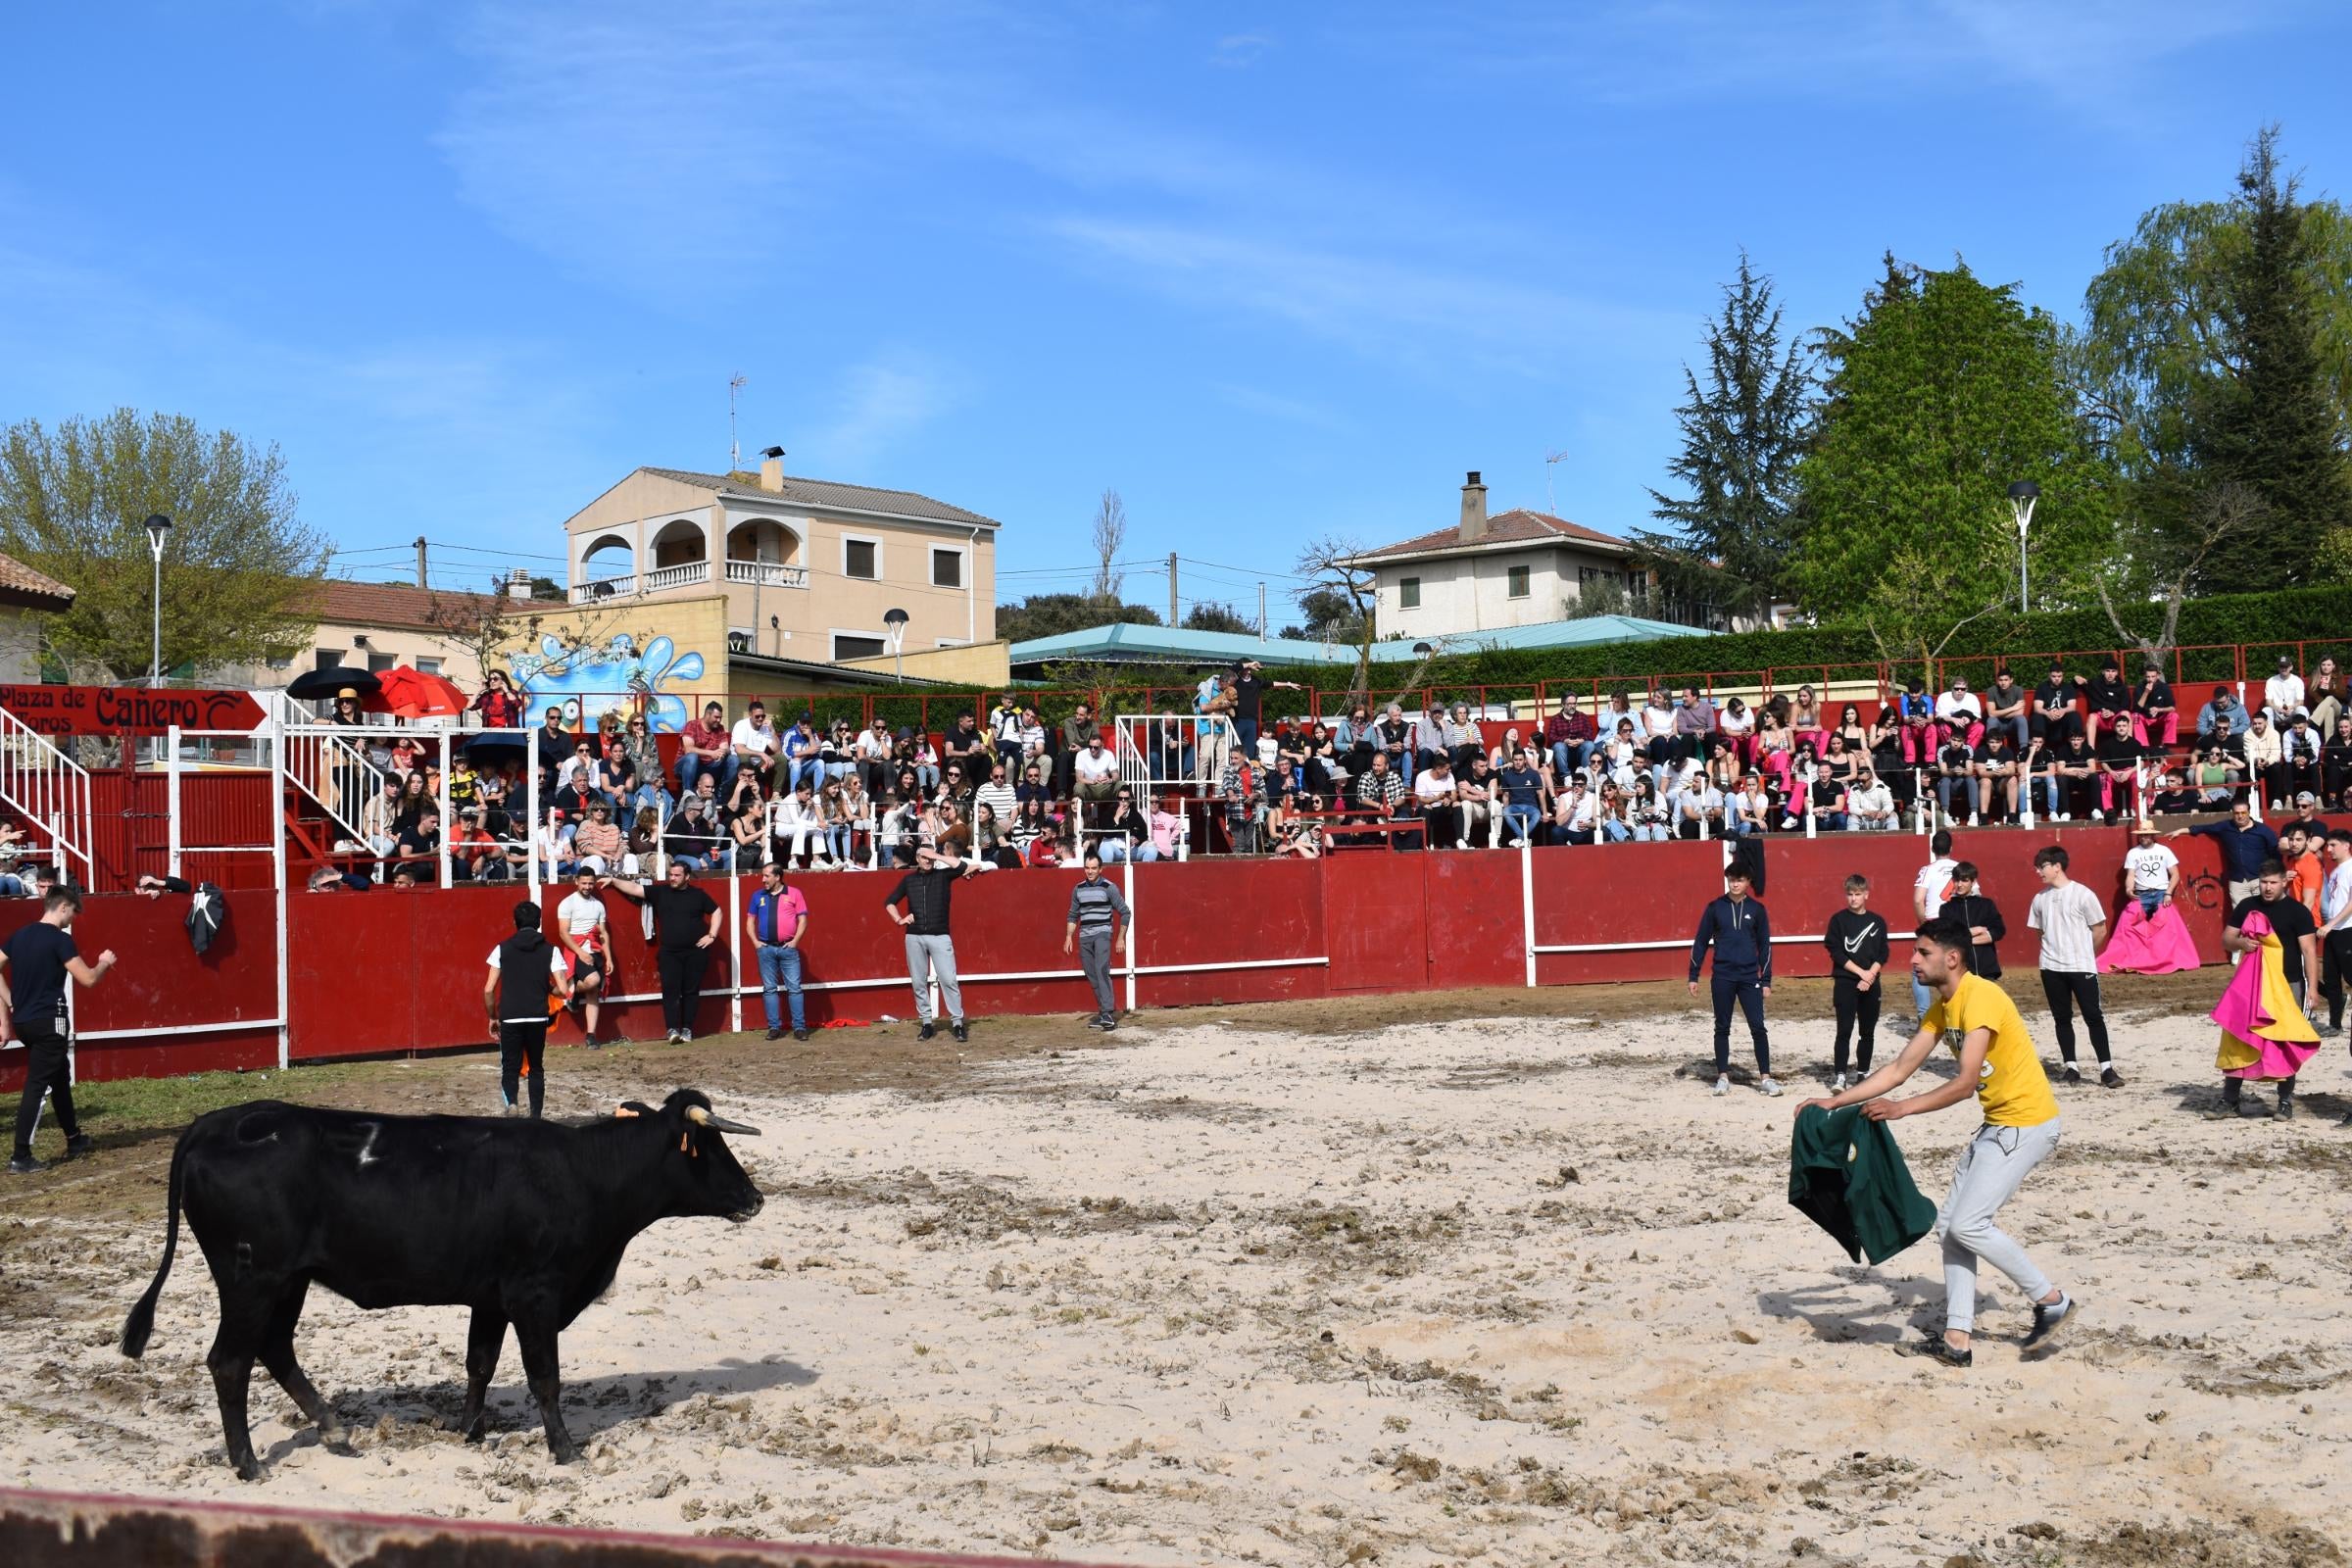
[2243,710,2285,808]
[1012,760,1053,809]
[1008,796,1054,863]
[1672,772,1726,839]
[2309,656,2343,737]
[1408,754,1457,850]
[1972,731,2024,824]
[1626,776,1671,841]
[1725,772,1774,837]
[1788,685,1825,751]
[1806,764,1848,831]
[625,806,662,872]
[975,760,1018,827]
[768,781,824,869]
[1072,734,1120,822]
[2196,684,2251,740]
[1934,729,1979,825]
[1895,677,1934,723]
[2192,744,2243,808]
[594,733,637,812]
[1829,702,1870,757]
[1496,749,1544,845]
[2325,715,2352,806]
[837,773,875,864]
[395,808,442,875]
[532,705,573,783]
[1353,752,1417,851]
[1753,709,1795,793]
[1822,733,1860,786]
[1705,737,1743,795]
[663,792,722,872]
[942,712,986,780]
[1641,689,1679,770]
[448,808,500,881]
[1545,693,1596,778]
[570,799,626,874]
[1673,684,1718,762]
[2042,732,2101,821]
[1847,766,1898,831]
[1717,698,1755,763]
[2095,722,2143,817]
[1545,774,1588,844]
[1457,755,1499,845]
[727,783,771,871]
[1148,794,1187,860]
[2085,658,2131,745]
[971,801,1018,870]
[672,700,724,799]
[1984,668,2030,750]
[2281,710,2324,803]
[2132,663,2179,748]
[2266,654,2306,726]
[2031,662,2081,745]
[2149,770,2200,815]
[1936,674,1984,738]
[1099,791,1155,861]
[359,775,403,858]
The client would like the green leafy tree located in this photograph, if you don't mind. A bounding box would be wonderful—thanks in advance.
[2182,126,2352,587]
[995,592,1160,644]
[1181,602,1252,635]
[1562,575,1631,619]
[1637,251,1810,620]
[0,409,328,680]
[1790,257,2116,616]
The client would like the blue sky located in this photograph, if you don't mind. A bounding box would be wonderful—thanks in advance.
[3,1,2345,623]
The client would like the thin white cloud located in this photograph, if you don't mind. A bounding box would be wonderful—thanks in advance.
[799,356,957,469]
[1217,383,1348,432]
[1211,31,1273,68]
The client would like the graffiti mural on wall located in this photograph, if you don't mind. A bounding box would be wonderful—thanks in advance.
[505,633,707,733]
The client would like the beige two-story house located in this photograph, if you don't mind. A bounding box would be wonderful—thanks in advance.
[563,453,1000,662]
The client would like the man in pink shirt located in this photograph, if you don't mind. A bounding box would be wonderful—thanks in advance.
[1149,796,1187,861]
[748,860,809,1040]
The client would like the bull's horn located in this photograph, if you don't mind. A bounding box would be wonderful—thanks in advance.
[684,1105,761,1137]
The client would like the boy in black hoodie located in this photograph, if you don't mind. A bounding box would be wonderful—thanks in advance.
[1824,874,1889,1092]
[1690,862,1778,1098]
[1942,862,2006,980]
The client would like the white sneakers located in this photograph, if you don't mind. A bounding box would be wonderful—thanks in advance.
[1712,1074,1731,1097]
[1759,1076,1785,1098]
[2090,808,2105,823]
[1967,813,1980,827]
[1830,1073,1848,1093]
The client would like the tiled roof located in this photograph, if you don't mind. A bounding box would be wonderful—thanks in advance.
[1348,509,1629,563]
[640,466,1003,529]
[0,550,74,605]
[305,579,502,632]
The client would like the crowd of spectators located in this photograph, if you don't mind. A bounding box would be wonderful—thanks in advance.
[312,651,2342,887]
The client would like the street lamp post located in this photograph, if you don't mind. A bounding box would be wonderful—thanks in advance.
[883,607,909,685]
[144,513,172,686]
[2006,481,2039,613]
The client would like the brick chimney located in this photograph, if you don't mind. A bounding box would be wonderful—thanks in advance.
[1458,470,1488,543]
[759,445,786,493]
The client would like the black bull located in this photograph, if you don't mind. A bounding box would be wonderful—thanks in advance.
[120,1088,763,1480]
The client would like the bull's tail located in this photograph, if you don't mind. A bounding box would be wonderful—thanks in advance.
[120,1123,192,1359]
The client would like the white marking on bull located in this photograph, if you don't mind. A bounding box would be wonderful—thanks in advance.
[356,1123,380,1169]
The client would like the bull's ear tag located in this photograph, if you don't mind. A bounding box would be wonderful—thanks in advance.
[613,1106,641,1118]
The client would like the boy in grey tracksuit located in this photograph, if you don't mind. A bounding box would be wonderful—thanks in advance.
[1063,851,1131,1030]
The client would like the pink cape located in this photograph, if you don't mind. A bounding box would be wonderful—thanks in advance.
[2209,910,2320,1081]
[2098,899,2202,975]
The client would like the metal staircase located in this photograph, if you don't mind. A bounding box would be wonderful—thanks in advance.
[0,706,93,885]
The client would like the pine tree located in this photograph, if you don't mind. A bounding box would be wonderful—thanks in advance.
[2185,125,2352,589]
[1636,252,1809,621]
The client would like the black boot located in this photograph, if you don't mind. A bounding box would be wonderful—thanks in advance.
[2278,1077,2297,1121]
[2209,1078,2244,1120]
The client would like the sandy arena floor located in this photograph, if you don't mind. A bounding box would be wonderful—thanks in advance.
[1,978,2348,1567]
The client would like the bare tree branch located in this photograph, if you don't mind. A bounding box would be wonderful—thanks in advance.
[1294,534,1380,703]
[1089,489,1127,603]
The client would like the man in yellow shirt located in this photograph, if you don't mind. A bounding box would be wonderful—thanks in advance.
[1797,913,2073,1368]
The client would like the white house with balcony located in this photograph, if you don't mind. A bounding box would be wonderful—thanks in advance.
[562,451,1000,662]
[1341,470,1725,640]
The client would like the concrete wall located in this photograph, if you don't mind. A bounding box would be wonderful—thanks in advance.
[0,607,44,684]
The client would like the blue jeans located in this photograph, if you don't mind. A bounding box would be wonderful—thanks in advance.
[2135,890,2165,919]
[1235,717,1259,755]
[1101,840,1160,862]
[1501,805,1540,845]
[788,758,825,794]
[1551,740,1589,778]
[677,754,736,798]
[757,944,805,1031]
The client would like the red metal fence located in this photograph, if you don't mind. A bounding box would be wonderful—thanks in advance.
[0,824,2213,1094]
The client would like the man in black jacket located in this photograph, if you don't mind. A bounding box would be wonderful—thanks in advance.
[1942,862,2006,979]
[1689,863,1779,1099]
[1824,874,1889,1092]
[887,845,979,1042]
[482,901,570,1118]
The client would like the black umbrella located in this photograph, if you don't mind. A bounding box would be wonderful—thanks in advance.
[286,665,382,701]
[466,733,529,764]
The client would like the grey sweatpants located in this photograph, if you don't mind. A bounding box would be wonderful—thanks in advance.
[905,934,963,1024]
[1079,928,1115,1021]
[1936,1117,2062,1333]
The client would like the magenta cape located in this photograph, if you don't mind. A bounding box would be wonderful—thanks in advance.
[2210,910,2320,1081]
[2098,899,2202,975]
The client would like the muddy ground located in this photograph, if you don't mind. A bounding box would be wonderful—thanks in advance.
[1,973,2346,1567]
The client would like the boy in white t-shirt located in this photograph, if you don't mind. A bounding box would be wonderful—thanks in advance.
[555,869,612,1049]
[2029,844,2118,1086]
[1909,828,1957,1022]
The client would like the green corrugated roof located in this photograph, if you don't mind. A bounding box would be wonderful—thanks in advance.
[1008,623,1364,666]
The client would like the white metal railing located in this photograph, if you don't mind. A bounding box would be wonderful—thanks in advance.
[0,707,93,885]
[1116,711,1237,797]
[724,560,809,589]
[645,561,710,592]
[569,572,638,604]
[273,697,393,849]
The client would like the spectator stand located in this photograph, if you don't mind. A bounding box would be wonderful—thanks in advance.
[0,701,95,888]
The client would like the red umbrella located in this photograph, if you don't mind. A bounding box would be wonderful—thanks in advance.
[366,665,470,720]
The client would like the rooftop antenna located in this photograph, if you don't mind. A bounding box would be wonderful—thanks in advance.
[729,372,748,469]
[1544,448,1570,516]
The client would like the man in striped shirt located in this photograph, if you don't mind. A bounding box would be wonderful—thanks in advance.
[1063,851,1131,1031]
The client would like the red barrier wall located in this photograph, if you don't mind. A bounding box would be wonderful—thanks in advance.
[0,826,2237,1089]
